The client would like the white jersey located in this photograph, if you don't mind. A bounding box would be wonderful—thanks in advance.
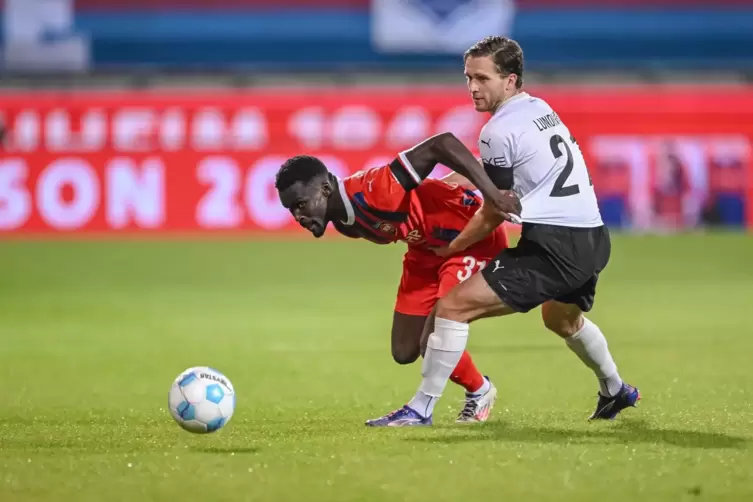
[478,92,603,228]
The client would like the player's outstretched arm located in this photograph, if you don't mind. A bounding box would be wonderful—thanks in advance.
[400,133,519,220]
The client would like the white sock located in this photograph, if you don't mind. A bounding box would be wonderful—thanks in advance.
[470,377,490,396]
[407,392,437,419]
[408,317,469,417]
[564,317,623,397]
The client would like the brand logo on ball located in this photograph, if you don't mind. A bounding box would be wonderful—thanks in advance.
[200,372,230,390]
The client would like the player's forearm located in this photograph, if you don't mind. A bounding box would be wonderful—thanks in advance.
[427,134,503,203]
[440,171,477,190]
[448,203,505,253]
[403,133,495,200]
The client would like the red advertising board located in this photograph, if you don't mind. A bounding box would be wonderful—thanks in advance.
[0,86,751,236]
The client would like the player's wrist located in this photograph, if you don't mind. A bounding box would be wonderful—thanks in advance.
[448,239,468,253]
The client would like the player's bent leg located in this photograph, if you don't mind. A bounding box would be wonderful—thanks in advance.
[542,300,640,420]
[437,261,500,423]
[391,312,427,365]
[366,253,517,427]
[391,310,498,424]
[417,304,498,424]
[405,275,511,421]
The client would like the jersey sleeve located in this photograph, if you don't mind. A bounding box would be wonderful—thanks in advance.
[478,124,520,190]
[388,152,425,191]
[344,165,410,221]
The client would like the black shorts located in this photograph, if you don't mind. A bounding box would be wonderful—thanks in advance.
[481,223,611,313]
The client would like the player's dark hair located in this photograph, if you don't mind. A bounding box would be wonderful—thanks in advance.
[464,36,524,89]
[275,155,329,192]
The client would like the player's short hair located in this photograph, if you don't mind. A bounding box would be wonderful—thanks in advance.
[275,155,329,192]
[464,36,524,89]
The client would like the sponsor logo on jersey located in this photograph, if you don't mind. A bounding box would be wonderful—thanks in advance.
[404,229,424,243]
[375,221,398,235]
[482,156,508,168]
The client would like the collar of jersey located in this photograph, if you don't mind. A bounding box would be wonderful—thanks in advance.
[337,178,356,225]
[495,92,530,115]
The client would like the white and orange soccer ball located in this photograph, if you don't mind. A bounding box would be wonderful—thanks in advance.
[168,367,236,434]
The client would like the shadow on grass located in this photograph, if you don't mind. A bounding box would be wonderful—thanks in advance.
[192,446,259,454]
[405,420,748,450]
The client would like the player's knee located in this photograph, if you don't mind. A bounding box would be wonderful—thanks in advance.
[392,345,420,365]
[435,295,467,323]
[542,310,582,338]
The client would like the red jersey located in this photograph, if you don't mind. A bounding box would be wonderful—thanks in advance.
[333,163,507,254]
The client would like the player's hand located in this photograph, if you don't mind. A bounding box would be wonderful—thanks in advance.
[488,190,522,222]
[428,245,455,258]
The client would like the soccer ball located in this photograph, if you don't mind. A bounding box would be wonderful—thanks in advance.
[168,367,235,434]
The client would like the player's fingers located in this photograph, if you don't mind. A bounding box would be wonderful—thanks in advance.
[492,192,521,217]
[490,199,516,219]
[492,210,512,222]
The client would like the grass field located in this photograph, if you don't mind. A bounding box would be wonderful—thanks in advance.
[1,233,752,502]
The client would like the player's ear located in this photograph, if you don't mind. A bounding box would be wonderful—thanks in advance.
[321,178,334,198]
[507,73,519,90]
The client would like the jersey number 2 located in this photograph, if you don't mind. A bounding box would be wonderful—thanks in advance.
[549,134,592,198]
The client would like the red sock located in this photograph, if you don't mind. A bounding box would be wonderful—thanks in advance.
[450,351,485,393]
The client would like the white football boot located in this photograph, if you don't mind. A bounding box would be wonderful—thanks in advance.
[455,377,497,424]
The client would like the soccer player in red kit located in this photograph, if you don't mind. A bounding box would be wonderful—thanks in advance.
[275,147,512,425]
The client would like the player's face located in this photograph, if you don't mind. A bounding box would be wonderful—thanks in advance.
[278,179,332,238]
[464,56,518,113]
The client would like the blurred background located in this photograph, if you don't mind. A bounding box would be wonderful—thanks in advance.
[0,0,751,235]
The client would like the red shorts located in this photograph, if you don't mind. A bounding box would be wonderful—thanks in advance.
[394,242,503,316]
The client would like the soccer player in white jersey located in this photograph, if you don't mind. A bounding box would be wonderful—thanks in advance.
[366,36,640,427]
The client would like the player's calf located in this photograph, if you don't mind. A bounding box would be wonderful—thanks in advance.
[542,301,638,417]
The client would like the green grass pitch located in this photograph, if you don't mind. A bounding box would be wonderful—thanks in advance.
[1,233,752,501]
